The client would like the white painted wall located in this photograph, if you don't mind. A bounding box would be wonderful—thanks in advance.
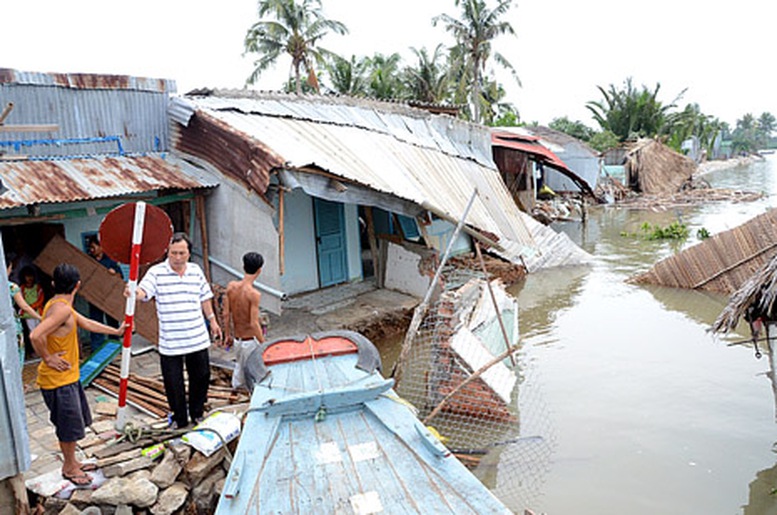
[197,176,282,314]
[280,188,318,295]
[383,241,429,298]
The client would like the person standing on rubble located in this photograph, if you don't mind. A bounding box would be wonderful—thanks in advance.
[129,232,223,429]
[222,252,265,389]
[31,263,125,486]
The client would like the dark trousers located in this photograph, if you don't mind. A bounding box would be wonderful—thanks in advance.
[159,348,210,427]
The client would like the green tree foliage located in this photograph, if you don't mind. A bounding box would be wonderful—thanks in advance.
[586,78,684,142]
[366,53,405,99]
[433,0,519,123]
[244,0,348,94]
[402,45,450,104]
[587,130,620,153]
[731,112,776,154]
[664,103,723,157]
[324,54,368,96]
[549,117,595,141]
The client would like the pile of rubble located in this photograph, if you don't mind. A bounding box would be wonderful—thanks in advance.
[36,433,234,514]
[28,365,249,514]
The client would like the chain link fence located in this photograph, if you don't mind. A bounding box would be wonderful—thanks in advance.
[395,274,555,513]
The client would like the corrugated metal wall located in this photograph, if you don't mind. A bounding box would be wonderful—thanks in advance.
[0,70,173,157]
[0,240,30,480]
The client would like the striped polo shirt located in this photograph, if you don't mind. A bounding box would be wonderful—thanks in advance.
[138,260,213,356]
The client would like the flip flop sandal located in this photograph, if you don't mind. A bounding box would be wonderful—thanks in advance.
[80,463,98,472]
[62,471,92,487]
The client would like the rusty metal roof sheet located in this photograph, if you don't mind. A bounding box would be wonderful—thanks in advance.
[0,154,216,209]
[0,68,175,93]
[172,92,544,261]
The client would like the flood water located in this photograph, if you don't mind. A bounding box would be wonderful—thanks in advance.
[511,155,777,514]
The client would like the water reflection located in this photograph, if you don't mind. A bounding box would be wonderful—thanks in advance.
[517,156,777,515]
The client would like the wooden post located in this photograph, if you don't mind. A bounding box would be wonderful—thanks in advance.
[279,187,285,276]
[416,214,432,248]
[364,207,381,287]
[195,194,211,283]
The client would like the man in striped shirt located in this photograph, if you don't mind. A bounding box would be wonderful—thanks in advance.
[134,232,223,428]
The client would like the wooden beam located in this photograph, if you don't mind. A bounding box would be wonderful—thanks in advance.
[279,187,286,276]
[364,207,381,288]
[0,124,59,133]
[195,194,212,283]
[0,103,13,124]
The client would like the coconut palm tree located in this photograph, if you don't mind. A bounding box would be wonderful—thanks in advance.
[433,0,519,123]
[365,53,405,100]
[324,54,368,96]
[403,45,451,104]
[244,0,348,94]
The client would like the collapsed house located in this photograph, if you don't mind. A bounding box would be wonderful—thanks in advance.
[170,89,592,288]
[629,209,777,294]
[623,138,697,194]
[498,125,601,195]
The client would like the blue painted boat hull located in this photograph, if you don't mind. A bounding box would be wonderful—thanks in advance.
[216,331,511,514]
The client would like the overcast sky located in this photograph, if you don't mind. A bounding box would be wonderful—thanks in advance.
[3,0,776,127]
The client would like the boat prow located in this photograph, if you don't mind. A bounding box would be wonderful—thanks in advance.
[216,330,511,514]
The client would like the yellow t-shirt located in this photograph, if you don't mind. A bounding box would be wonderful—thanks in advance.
[36,298,80,389]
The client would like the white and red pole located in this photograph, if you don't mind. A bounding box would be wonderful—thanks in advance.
[116,201,146,431]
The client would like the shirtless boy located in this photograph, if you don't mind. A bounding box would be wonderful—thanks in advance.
[31,263,125,486]
[222,252,265,389]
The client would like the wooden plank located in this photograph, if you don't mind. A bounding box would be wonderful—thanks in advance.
[0,124,59,132]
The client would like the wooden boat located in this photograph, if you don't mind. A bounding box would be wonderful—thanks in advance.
[216,330,511,514]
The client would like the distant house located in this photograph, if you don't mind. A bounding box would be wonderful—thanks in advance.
[496,126,601,195]
[491,130,594,211]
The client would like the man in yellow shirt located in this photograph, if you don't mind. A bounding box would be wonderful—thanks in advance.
[31,263,124,486]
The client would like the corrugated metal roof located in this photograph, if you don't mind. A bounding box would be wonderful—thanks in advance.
[0,68,175,93]
[491,131,574,175]
[0,69,172,156]
[173,92,540,260]
[0,154,217,210]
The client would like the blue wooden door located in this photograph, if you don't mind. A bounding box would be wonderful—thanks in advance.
[314,198,348,287]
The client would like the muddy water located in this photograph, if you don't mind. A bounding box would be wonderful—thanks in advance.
[511,156,777,514]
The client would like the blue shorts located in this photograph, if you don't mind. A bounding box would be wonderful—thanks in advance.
[41,381,92,442]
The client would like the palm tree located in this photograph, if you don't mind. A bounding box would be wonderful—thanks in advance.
[324,54,368,96]
[586,78,684,142]
[403,45,450,104]
[433,0,519,123]
[365,53,404,100]
[244,0,348,94]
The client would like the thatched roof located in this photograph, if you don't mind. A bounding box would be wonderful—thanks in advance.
[711,251,777,333]
[629,208,777,293]
[625,138,697,194]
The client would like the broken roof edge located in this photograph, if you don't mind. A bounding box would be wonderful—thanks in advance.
[0,68,176,94]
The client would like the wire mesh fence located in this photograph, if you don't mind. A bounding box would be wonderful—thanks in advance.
[395,275,555,513]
